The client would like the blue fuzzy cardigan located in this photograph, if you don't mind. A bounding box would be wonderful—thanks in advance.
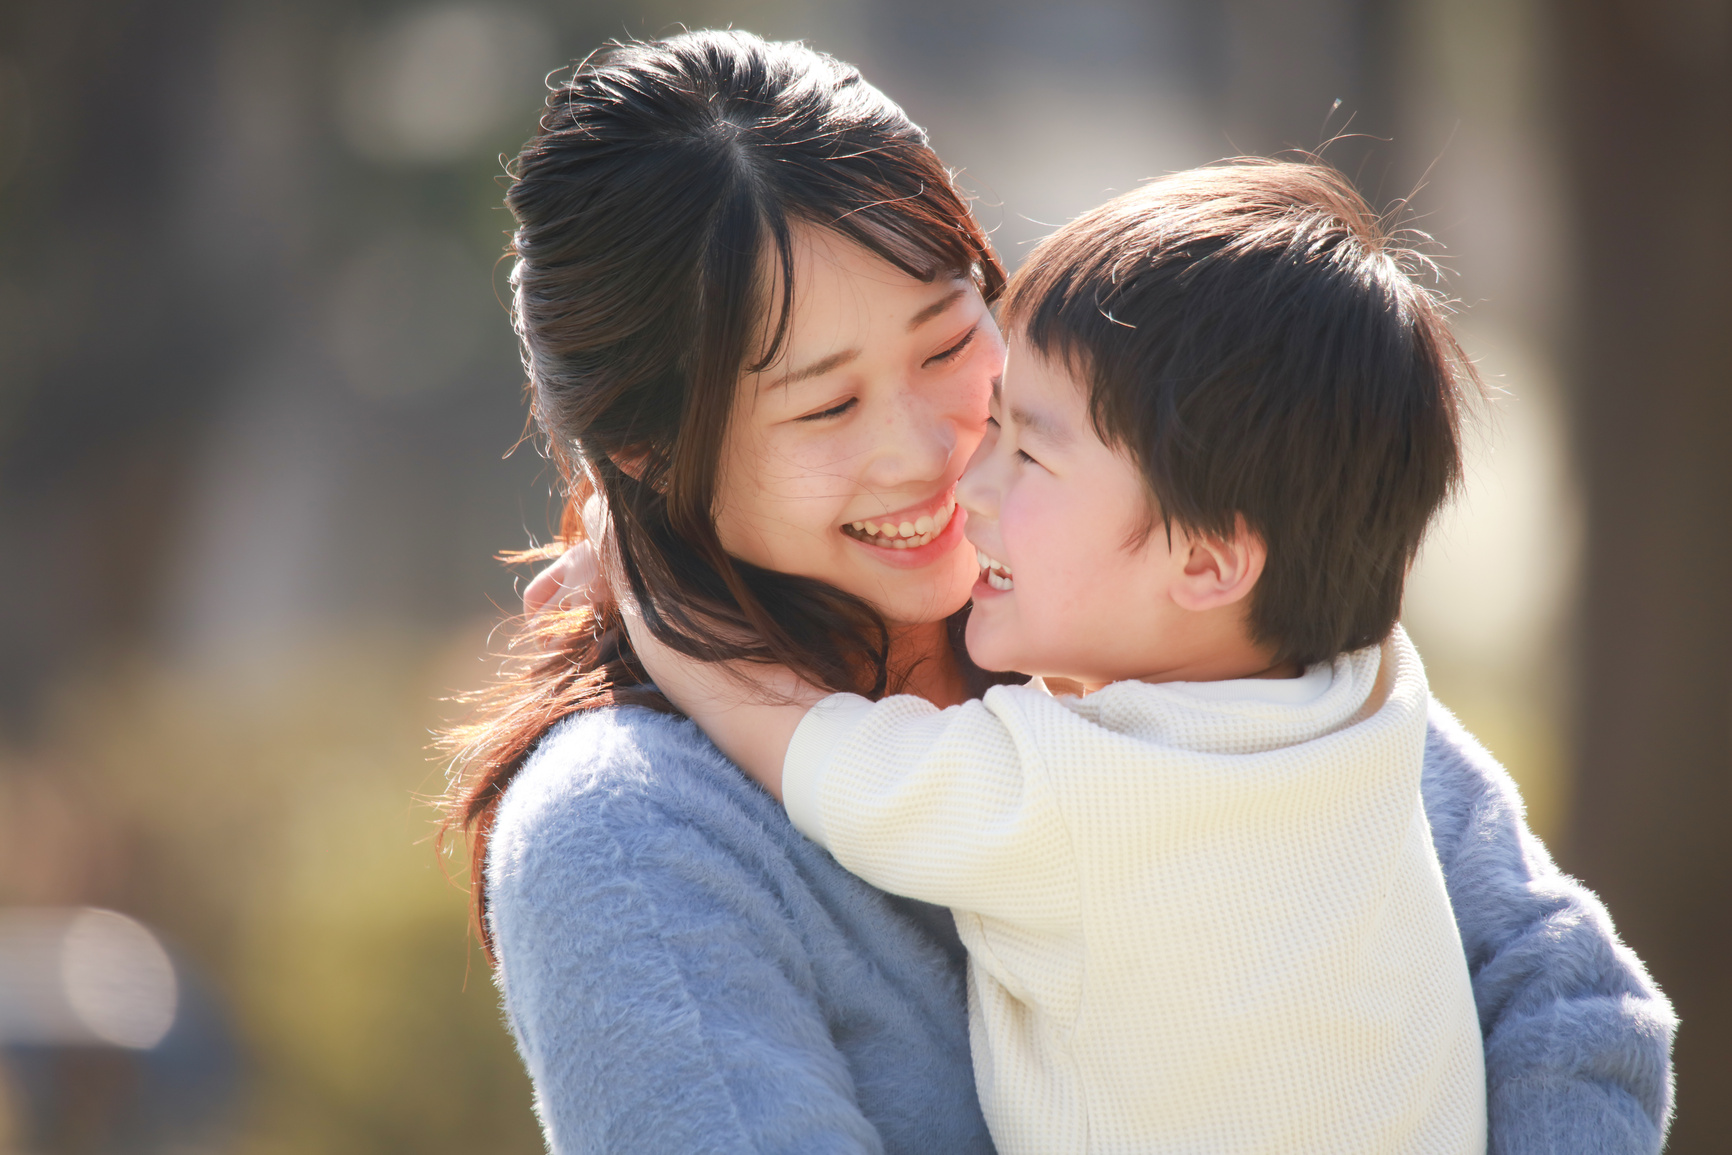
[486,699,1674,1154]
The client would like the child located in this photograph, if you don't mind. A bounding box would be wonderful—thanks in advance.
[633,160,1485,1153]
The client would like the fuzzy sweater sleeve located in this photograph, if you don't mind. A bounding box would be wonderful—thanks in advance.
[487,715,895,1155]
[1423,699,1676,1155]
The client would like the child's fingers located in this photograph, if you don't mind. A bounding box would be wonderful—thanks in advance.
[522,541,600,617]
[522,561,564,616]
[578,493,635,615]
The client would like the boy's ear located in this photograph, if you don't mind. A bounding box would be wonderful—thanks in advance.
[1169,515,1266,613]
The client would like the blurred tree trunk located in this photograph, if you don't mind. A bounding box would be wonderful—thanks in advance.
[1214,0,1405,182]
[1553,2,1732,1150]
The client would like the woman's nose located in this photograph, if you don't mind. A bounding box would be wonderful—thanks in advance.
[862,394,958,488]
[956,429,998,520]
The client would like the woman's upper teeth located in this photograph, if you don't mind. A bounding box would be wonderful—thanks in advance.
[975,548,1011,575]
[849,497,954,546]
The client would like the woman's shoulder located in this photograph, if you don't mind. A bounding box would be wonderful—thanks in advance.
[1419,697,1547,870]
[483,711,990,1155]
[490,704,774,877]
[502,703,733,814]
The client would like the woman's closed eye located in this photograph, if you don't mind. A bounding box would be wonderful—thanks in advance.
[795,396,858,422]
[923,324,978,367]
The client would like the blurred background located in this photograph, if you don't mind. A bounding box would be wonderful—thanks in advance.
[0,0,1724,1151]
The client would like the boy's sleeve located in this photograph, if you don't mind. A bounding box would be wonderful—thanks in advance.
[783,690,1078,927]
[1423,699,1676,1155]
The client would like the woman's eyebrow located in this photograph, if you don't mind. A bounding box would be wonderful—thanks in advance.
[774,284,966,387]
[906,286,967,330]
[777,348,859,387]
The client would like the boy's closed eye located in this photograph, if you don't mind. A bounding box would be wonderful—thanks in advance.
[985,413,1043,468]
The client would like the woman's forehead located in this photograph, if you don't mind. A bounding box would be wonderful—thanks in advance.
[752,225,974,373]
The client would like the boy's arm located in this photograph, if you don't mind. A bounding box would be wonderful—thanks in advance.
[626,612,1076,923]
[1423,700,1676,1155]
[620,607,818,800]
[775,690,1079,926]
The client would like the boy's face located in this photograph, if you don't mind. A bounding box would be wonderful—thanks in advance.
[957,336,1263,689]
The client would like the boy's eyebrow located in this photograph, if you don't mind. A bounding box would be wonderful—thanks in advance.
[906,286,967,330]
[992,377,1072,445]
[1011,403,1071,444]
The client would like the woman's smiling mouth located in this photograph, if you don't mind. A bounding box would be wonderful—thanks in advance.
[842,495,958,550]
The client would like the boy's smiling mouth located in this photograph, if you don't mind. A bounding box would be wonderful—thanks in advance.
[842,495,957,550]
[976,549,1014,591]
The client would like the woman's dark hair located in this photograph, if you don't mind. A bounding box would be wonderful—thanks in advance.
[441,30,1004,956]
[1002,159,1475,669]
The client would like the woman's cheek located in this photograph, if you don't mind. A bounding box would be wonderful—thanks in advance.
[740,436,853,565]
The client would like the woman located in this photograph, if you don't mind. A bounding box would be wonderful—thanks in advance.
[445,30,1673,1154]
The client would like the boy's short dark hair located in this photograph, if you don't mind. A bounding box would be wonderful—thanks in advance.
[1003,159,1474,668]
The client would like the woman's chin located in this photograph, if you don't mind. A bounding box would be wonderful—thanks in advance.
[876,581,976,628]
[826,523,976,625]
[856,557,977,627]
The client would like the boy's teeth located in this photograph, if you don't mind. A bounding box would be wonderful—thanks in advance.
[975,548,1014,590]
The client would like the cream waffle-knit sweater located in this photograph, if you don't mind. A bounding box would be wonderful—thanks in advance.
[781,628,1486,1154]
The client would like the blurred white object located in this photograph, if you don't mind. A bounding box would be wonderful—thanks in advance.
[1404,324,1581,669]
[338,2,552,164]
[0,908,179,1050]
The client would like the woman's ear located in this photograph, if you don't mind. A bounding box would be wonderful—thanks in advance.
[608,448,673,494]
[1168,514,1267,613]
[609,449,651,482]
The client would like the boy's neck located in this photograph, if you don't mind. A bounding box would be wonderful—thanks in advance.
[1078,651,1302,696]
[886,619,970,708]
[1060,599,1302,694]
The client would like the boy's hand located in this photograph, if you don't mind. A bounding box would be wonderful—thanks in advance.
[523,496,610,618]
[523,541,600,617]
[618,601,822,801]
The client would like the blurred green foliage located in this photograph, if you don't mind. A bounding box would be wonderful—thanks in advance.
[0,629,544,1154]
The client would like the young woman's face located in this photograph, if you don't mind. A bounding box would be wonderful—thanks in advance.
[713,225,1004,627]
